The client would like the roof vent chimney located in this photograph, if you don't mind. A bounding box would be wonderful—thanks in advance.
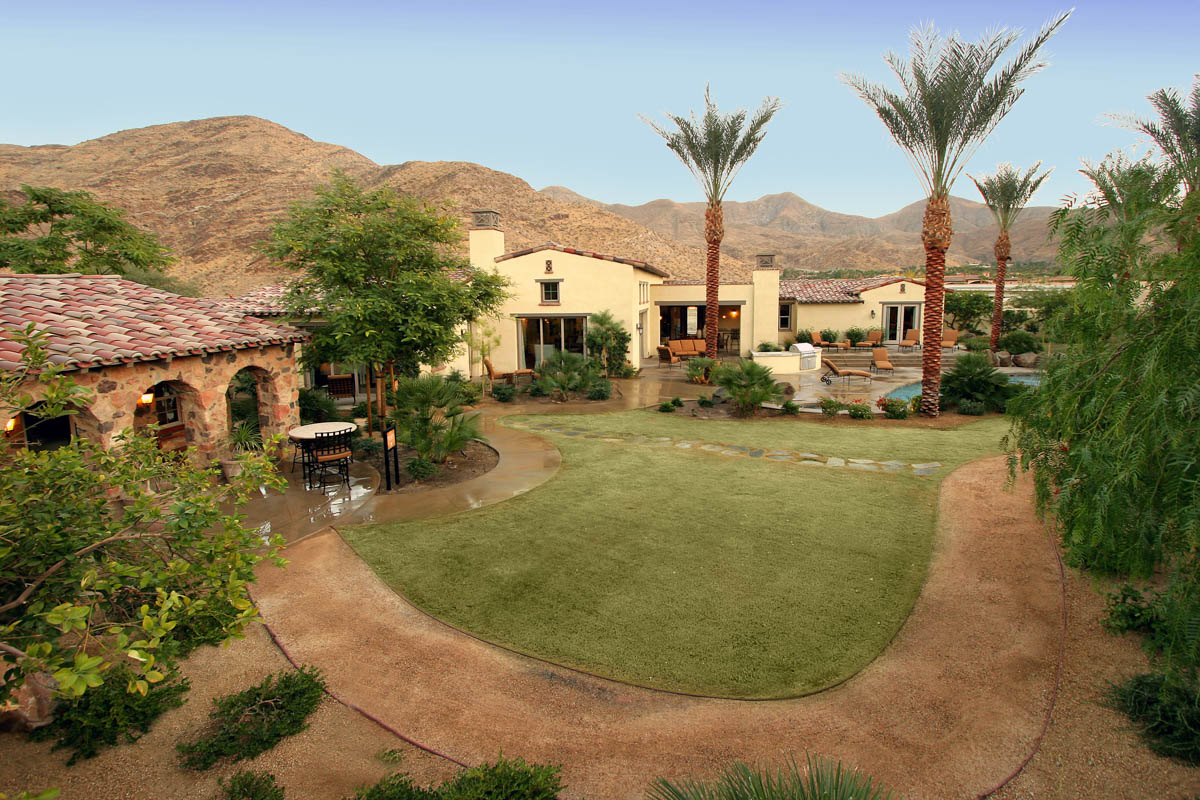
[471,209,501,230]
[755,254,776,270]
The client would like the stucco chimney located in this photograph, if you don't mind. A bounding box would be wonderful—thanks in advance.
[751,254,780,351]
[468,209,504,269]
[755,253,777,270]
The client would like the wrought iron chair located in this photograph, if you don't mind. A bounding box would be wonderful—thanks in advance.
[306,429,353,492]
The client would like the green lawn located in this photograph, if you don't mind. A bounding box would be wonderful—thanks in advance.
[342,413,1009,698]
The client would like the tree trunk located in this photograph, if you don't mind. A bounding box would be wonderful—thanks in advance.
[989,231,1011,350]
[920,196,953,418]
[703,203,724,359]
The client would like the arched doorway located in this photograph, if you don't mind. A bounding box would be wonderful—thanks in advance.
[133,381,197,453]
[3,402,103,450]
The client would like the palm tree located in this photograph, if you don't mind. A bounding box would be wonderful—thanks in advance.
[1121,77,1200,198]
[642,87,781,359]
[842,13,1070,416]
[970,162,1052,349]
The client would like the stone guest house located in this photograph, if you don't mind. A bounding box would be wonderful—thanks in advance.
[0,274,307,457]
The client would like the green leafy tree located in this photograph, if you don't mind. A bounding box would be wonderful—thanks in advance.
[642,87,781,359]
[0,185,193,294]
[0,329,285,707]
[266,172,509,415]
[942,291,993,333]
[1118,76,1200,197]
[843,12,1069,415]
[970,163,1054,347]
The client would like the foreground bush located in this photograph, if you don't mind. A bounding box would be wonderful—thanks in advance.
[490,384,517,403]
[996,329,1042,353]
[1110,672,1200,764]
[647,755,893,800]
[711,361,782,416]
[349,757,562,800]
[177,667,325,770]
[221,771,286,800]
[390,375,484,464]
[939,353,1016,412]
[687,357,715,384]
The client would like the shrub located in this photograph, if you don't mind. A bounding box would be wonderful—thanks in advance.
[526,380,549,397]
[962,336,990,352]
[876,397,909,419]
[534,351,605,399]
[940,353,1015,412]
[406,457,438,480]
[697,395,715,408]
[780,400,800,415]
[391,375,484,463]
[686,357,715,384]
[490,384,517,403]
[781,337,796,348]
[646,755,894,800]
[298,387,338,424]
[819,329,840,344]
[353,436,384,457]
[957,398,987,416]
[818,397,843,417]
[30,666,189,765]
[795,328,814,345]
[846,401,873,420]
[351,401,369,419]
[997,329,1043,354]
[756,341,783,352]
[439,756,564,800]
[845,327,867,346]
[909,394,922,415]
[586,381,613,401]
[711,361,783,417]
[348,774,438,800]
[177,667,325,770]
[671,396,684,408]
[583,310,631,377]
[1110,672,1200,764]
[449,377,481,407]
[220,771,286,800]
[1103,584,1160,636]
[613,361,639,378]
[658,402,676,413]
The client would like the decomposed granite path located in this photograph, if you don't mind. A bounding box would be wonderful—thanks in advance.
[252,455,1061,800]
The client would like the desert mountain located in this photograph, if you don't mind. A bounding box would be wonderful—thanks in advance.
[0,116,744,296]
[542,189,1059,272]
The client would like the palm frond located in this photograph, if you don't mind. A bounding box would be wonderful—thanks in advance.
[970,162,1054,230]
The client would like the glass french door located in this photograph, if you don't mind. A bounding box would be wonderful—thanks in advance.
[519,316,587,369]
[882,304,921,344]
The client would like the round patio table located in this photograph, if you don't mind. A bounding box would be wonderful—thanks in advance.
[288,421,357,440]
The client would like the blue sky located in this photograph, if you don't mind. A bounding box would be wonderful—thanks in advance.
[2,0,1196,216]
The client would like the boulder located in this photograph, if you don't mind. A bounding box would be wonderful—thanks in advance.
[0,672,57,732]
[774,382,795,397]
[991,349,1012,367]
[1012,352,1040,368]
[711,387,731,404]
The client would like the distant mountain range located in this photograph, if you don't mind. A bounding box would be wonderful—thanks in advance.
[0,116,1058,297]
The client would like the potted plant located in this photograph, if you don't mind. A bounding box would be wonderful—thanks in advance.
[220,420,263,480]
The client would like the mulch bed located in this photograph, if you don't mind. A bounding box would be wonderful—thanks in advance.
[358,439,498,494]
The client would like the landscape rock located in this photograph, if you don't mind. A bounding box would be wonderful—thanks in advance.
[1012,352,1039,368]
[0,673,57,732]
[991,350,1013,367]
[774,382,795,397]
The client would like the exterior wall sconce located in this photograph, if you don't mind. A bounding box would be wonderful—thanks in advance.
[730,309,738,318]
[139,392,155,406]
[4,417,15,432]
[871,309,876,318]
[635,322,643,333]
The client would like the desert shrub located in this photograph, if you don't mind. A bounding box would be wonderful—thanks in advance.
[671,396,684,407]
[697,395,715,408]
[686,357,715,384]
[348,773,438,800]
[446,375,481,406]
[177,667,325,770]
[845,327,867,346]
[298,387,338,424]
[647,755,894,800]
[957,398,987,416]
[439,756,564,800]
[351,401,369,418]
[586,381,613,401]
[1110,672,1200,764]
[997,329,1042,354]
[795,328,814,345]
[406,457,437,480]
[780,400,800,415]
[30,666,189,765]
[845,401,873,420]
[909,394,922,415]
[756,341,783,352]
[353,436,384,457]
[711,361,782,417]
[583,310,631,377]
[534,351,605,399]
[526,380,549,397]
[220,771,286,800]
[818,397,843,417]
[962,336,990,352]
[819,329,840,344]
[940,353,1015,412]
[490,384,517,403]
[781,337,796,348]
[658,402,676,413]
[1104,585,1160,636]
[876,398,909,419]
[613,361,638,378]
[391,375,483,463]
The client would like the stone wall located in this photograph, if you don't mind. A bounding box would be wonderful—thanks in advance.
[15,343,300,461]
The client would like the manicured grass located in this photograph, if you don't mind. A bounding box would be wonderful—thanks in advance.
[342,414,1007,698]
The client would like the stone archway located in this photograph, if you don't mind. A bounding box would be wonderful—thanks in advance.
[132,379,207,455]
[223,363,292,444]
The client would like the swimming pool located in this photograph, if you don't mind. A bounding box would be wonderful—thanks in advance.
[884,373,1041,401]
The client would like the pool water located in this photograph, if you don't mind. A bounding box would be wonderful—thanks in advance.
[884,373,1041,401]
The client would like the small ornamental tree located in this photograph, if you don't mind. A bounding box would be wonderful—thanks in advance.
[943,291,993,333]
[0,328,285,704]
[266,173,509,417]
[583,310,631,377]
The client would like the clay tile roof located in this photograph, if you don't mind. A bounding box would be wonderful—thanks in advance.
[227,268,478,317]
[0,274,309,372]
[493,242,670,278]
[778,276,925,304]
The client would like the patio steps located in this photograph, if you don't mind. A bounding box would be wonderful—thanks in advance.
[825,348,963,369]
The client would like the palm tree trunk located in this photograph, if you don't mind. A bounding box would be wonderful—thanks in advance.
[704,203,724,359]
[920,196,953,417]
[989,231,1011,350]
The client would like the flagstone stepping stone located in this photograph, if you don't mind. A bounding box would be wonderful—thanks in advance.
[848,463,880,471]
[602,438,625,443]
[848,458,876,465]
[674,442,693,449]
[726,445,749,451]
[825,457,846,467]
[721,449,745,456]
[881,462,905,472]
[800,460,824,467]
[797,453,822,460]
[768,450,790,456]
[749,449,765,458]
[700,444,725,452]
[767,455,794,461]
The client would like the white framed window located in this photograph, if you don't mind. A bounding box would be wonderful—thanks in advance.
[540,281,560,303]
[778,303,792,330]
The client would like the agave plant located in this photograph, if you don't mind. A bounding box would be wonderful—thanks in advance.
[646,754,894,800]
[711,360,782,417]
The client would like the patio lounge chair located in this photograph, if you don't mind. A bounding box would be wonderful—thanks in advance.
[942,329,960,349]
[898,330,920,351]
[484,357,533,385]
[657,345,681,367]
[810,331,833,347]
[820,358,872,385]
[854,330,883,349]
[871,347,894,375]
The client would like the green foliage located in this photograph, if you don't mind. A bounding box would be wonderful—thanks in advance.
[353,437,384,457]
[943,291,993,332]
[940,354,1014,412]
[877,398,910,419]
[583,311,631,377]
[756,341,783,352]
[957,399,987,416]
[686,357,715,384]
[349,773,439,800]
[711,361,782,417]
[845,402,873,420]
[780,400,800,416]
[406,457,438,481]
[532,351,605,401]
[819,329,840,344]
[267,172,508,378]
[1109,672,1200,764]
[961,336,990,352]
[439,756,563,800]
[177,667,325,770]
[29,666,189,764]
[229,420,263,453]
[1103,585,1160,636]
[1001,308,1033,334]
[0,790,60,800]
[697,395,715,409]
[671,397,684,408]
[220,771,286,800]
[658,402,676,413]
[844,327,867,346]
[996,329,1042,354]
[909,394,922,415]
[970,161,1054,235]
[646,755,893,800]
[0,185,173,279]
[490,384,517,403]
[795,329,813,344]
[298,387,339,424]
[390,375,484,464]
[586,381,613,401]
[818,398,843,417]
